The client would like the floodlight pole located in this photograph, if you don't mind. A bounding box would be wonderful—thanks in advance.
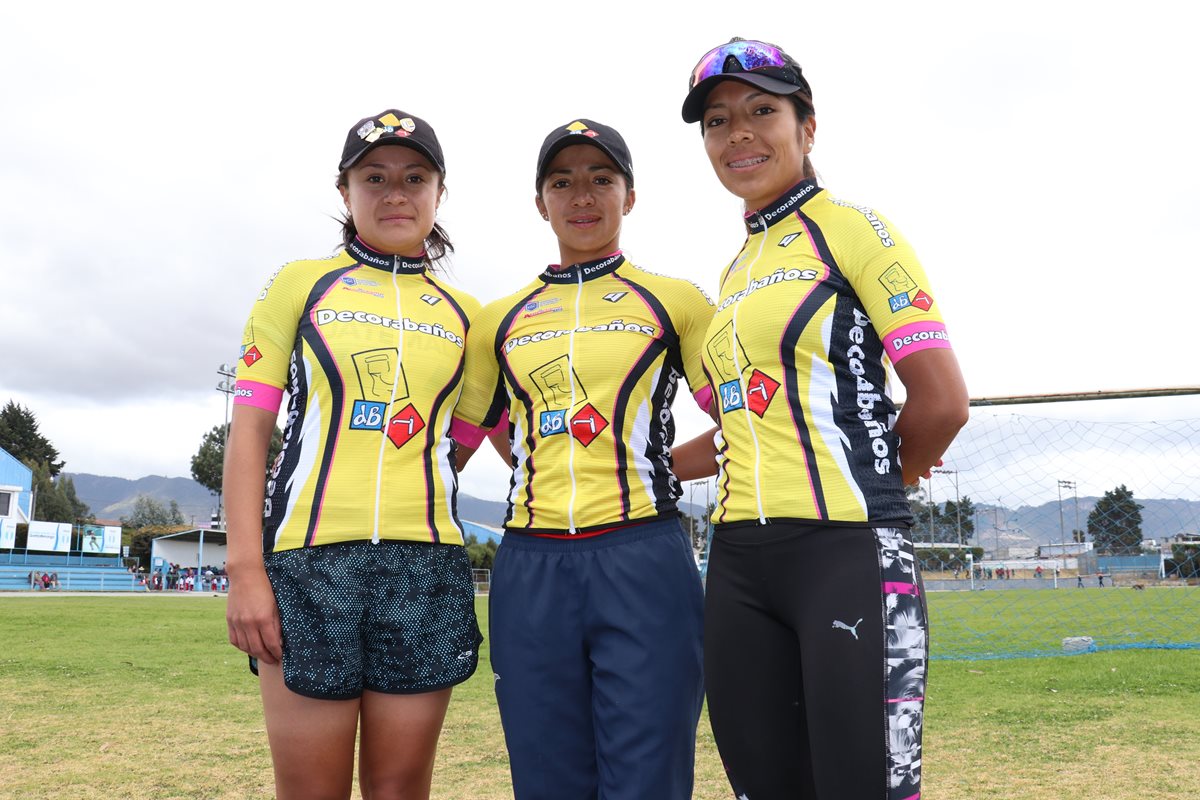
[216,364,237,530]
[1057,480,1076,580]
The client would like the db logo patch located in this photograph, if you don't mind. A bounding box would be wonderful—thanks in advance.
[569,404,608,447]
[540,410,567,436]
[387,405,426,448]
[719,380,744,413]
[351,401,386,431]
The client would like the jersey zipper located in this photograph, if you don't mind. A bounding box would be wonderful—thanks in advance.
[730,215,770,525]
[370,256,407,543]
[565,268,584,534]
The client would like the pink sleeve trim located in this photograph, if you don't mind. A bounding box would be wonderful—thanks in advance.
[693,386,714,415]
[884,321,952,363]
[451,416,489,450]
[233,380,283,413]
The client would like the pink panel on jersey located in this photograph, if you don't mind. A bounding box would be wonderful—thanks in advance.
[233,380,284,413]
[883,581,921,596]
[883,321,952,363]
[693,385,713,415]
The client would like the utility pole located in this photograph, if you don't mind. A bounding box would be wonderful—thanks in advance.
[932,468,959,545]
[216,364,237,529]
[1058,480,1076,557]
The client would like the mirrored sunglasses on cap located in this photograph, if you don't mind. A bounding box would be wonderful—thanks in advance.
[688,39,810,95]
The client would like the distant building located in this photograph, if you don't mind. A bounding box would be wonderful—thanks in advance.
[997,546,1038,559]
[0,446,34,523]
[1037,541,1093,558]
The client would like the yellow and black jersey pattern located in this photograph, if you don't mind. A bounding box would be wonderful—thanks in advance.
[705,180,953,527]
[455,253,714,533]
[234,238,480,552]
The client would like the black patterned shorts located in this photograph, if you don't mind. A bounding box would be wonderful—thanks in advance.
[256,540,481,700]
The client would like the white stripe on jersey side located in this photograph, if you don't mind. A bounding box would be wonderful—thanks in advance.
[508,413,529,519]
[435,402,461,539]
[811,314,866,516]
[629,365,658,505]
[275,356,323,550]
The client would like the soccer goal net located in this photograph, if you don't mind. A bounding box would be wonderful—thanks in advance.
[918,388,1200,660]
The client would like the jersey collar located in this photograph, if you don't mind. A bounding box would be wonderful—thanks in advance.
[540,251,625,284]
[744,179,821,234]
[347,237,427,274]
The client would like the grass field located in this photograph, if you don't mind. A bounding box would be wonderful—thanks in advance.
[931,585,1200,658]
[1,592,1198,799]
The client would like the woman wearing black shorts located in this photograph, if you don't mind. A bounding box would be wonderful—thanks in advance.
[224,110,482,800]
[680,39,969,799]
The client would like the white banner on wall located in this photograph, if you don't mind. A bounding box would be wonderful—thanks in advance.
[103,525,121,554]
[0,519,16,549]
[26,521,72,553]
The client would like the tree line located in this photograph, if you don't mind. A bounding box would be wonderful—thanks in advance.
[2,399,1157,560]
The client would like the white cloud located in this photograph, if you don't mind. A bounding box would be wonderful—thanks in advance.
[3,0,1197,489]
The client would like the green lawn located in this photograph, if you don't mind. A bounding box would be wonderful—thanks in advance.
[0,593,1197,799]
[931,585,1200,658]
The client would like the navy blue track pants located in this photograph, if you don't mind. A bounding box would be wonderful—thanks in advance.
[490,517,705,800]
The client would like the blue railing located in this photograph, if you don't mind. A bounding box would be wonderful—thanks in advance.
[1,549,124,567]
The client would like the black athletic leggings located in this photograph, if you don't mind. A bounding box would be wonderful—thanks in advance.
[704,522,927,800]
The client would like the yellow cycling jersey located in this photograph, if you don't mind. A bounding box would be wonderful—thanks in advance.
[234,238,480,552]
[454,252,714,534]
[705,180,953,527]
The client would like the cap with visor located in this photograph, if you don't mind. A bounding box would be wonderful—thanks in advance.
[339,109,446,174]
[535,119,634,190]
[681,38,812,123]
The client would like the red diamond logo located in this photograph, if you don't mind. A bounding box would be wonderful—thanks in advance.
[241,346,263,367]
[746,370,780,418]
[569,403,608,447]
[387,404,425,448]
[911,290,933,311]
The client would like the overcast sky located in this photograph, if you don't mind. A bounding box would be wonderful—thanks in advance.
[3,1,1197,506]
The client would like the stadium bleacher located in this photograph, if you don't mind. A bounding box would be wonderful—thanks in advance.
[0,561,143,592]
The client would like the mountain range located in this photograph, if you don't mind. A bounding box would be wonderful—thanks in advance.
[67,472,514,528]
[66,473,1199,547]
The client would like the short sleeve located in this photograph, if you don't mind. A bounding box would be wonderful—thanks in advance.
[454,303,507,432]
[233,262,309,413]
[673,280,717,396]
[836,210,952,364]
